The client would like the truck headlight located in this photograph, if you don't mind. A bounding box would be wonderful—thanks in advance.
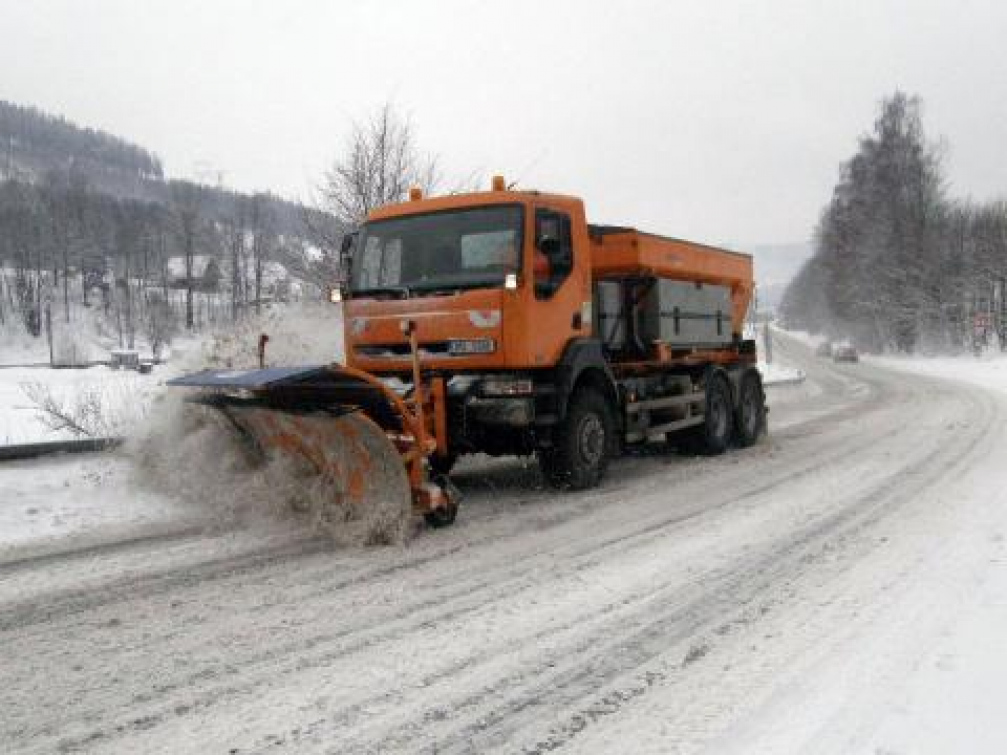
[448,338,496,355]
[480,377,534,396]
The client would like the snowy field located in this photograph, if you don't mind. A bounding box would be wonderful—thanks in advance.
[0,454,201,557]
[0,302,344,444]
[0,365,156,443]
[1,331,1006,753]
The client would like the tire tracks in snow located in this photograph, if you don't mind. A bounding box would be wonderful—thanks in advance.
[12,361,901,752]
[165,370,962,751]
[504,377,1000,753]
[0,355,892,637]
[243,364,990,752]
[3,343,968,754]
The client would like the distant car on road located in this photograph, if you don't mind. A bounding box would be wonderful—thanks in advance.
[833,345,859,363]
[815,341,833,358]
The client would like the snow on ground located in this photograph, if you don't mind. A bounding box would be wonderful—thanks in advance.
[662,341,1007,755]
[0,454,204,559]
[4,329,1007,753]
[759,359,805,386]
[0,365,156,443]
[0,302,344,444]
[0,301,350,554]
[0,328,51,366]
[876,350,1007,392]
[778,327,826,349]
[850,352,1007,754]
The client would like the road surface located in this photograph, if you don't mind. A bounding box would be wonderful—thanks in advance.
[2,333,1005,753]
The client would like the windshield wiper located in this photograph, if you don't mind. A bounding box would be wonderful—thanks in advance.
[410,280,501,294]
[350,286,411,299]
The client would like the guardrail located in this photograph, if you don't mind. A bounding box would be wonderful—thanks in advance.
[0,438,123,462]
[0,361,109,370]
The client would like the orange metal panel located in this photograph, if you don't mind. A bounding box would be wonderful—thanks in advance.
[590,231,754,335]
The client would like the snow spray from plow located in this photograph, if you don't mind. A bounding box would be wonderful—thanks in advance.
[167,362,460,538]
[220,406,411,540]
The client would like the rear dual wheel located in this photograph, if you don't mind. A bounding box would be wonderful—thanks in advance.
[734,369,766,447]
[676,373,732,455]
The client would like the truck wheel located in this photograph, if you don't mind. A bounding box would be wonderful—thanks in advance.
[539,387,612,490]
[423,475,459,528]
[424,502,458,528]
[734,370,765,447]
[681,374,732,455]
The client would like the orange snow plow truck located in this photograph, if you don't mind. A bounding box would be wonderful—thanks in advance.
[169,177,765,529]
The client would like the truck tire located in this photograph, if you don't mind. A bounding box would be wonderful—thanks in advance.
[678,373,732,455]
[539,387,612,490]
[424,502,458,528]
[423,475,460,528]
[734,370,765,447]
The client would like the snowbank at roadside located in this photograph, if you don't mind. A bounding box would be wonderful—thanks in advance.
[0,454,200,558]
[759,361,805,386]
[772,327,826,350]
[876,352,1007,394]
[0,366,154,444]
[688,333,1007,755]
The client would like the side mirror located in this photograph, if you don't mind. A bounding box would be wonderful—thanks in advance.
[339,232,357,264]
[537,235,559,257]
[334,232,357,300]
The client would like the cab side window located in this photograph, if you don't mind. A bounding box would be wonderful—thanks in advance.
[534,209,573,299]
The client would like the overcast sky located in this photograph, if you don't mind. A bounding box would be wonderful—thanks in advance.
[2,0,1005,246]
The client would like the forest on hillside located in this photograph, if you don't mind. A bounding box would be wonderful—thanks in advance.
[780,93,1007,354]
[1,101,163,190]
[0,101,344,362]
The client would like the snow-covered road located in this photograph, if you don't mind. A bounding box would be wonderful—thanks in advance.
[2,333,1006,754]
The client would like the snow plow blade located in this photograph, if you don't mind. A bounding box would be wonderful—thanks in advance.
[167,364,459,529]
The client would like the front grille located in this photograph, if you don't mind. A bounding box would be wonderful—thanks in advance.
[355,342,452,359]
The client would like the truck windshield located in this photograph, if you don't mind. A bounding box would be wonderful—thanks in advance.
[350,205,523,296]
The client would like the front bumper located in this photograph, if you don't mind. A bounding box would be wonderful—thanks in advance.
[465,396,535,427]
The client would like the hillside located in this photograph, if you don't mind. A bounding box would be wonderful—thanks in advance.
[0,101,162,198]
[0,100,322,237]
[0,101,339,362]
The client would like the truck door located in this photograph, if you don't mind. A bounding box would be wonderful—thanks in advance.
[517,204,591,366]
[533,208,574,299]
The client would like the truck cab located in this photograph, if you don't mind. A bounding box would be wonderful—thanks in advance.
[344,184,591,375]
